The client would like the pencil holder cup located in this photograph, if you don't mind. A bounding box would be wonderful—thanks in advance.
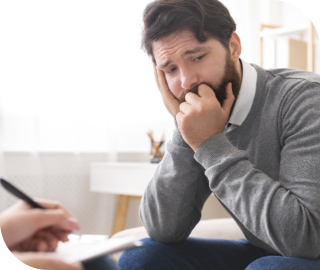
[149,140,164,163]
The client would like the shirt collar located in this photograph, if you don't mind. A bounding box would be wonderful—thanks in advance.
[228,58,257,126]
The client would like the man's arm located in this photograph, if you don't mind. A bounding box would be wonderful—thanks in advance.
[194,83,320,259]
[140,126,212,244]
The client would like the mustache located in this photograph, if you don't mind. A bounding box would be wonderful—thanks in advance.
[179,85,200,103]
[179,82,227,105]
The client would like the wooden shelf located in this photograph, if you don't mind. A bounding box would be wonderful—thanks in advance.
[260,23,309,37]
[259,21,314,72]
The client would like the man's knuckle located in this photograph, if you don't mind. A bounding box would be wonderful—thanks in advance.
[198,104,205,112]
[209,99,216,106]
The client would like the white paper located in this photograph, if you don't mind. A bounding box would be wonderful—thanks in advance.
[43,235,143,264]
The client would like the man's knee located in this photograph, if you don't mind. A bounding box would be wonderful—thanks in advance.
[246,256,320,270]
[118,237,168,270]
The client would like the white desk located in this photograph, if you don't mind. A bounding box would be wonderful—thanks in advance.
[90,162,158,234]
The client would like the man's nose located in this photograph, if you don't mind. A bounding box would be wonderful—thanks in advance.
[180,68,198,90]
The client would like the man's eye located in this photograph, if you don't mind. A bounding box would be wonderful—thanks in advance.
[194,54,206,61]
[166,67,176,74]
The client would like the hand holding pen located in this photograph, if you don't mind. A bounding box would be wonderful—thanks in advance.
[0,178,81,252]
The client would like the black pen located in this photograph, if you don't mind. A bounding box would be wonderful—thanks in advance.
[0,178,81,237]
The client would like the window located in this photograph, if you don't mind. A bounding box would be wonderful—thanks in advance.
[0,0,173,153]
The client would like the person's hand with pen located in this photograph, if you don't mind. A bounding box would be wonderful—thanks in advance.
[0,199,83,270]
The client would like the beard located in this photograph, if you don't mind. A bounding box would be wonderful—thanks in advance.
[179,53,241,108]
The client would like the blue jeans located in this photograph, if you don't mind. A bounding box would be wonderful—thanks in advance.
[82,255,118,270]
[118,237,320,270]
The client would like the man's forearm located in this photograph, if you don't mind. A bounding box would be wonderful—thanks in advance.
[140,128,211,244]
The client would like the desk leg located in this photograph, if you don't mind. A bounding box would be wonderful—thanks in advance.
[112,195,130,235]
[112,195,142,235]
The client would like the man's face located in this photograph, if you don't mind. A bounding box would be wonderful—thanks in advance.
[153,31,241,105]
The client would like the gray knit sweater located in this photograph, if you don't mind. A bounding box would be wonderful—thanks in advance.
[140,64,320,260]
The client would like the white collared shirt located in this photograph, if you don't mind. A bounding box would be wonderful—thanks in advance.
[223,59,257,134]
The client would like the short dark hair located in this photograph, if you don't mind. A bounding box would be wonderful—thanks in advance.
[141,0,236,62]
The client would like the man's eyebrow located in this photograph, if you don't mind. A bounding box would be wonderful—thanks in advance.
[158,46,210,69]
[182,46,210,56]
[159,60,171,70]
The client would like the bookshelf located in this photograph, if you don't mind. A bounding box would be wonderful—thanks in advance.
[259,21,315,72]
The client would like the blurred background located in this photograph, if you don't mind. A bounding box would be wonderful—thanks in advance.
[0,0,318,236]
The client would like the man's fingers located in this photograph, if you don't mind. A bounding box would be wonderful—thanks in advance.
[179,102,190,114]
[156,66,169,94]
[176,111,184,125]
[155,66,180,118]
[197,83,234,114]
[197,84,216,99]
[184,91,200,104]
[222,83,235,113]
[153,63,160,88]
[156,66,176,102]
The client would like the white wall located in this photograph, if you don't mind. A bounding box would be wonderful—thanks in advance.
[280,1,310,26]
[0,152,230,235]
[281,1,320,73]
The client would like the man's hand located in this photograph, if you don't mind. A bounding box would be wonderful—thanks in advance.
[0,199,81,251]
[13,252,83,270]
[153,63,180,118]
[176,83,234,152]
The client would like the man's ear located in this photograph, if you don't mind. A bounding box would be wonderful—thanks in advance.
[229,32,242,62]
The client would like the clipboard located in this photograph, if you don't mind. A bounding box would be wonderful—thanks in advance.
[43,235,143,264]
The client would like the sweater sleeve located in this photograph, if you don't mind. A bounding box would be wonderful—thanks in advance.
[139,123,212,244]
[194,83,320,259]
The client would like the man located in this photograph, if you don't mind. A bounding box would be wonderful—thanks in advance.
[119,0,320,269]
